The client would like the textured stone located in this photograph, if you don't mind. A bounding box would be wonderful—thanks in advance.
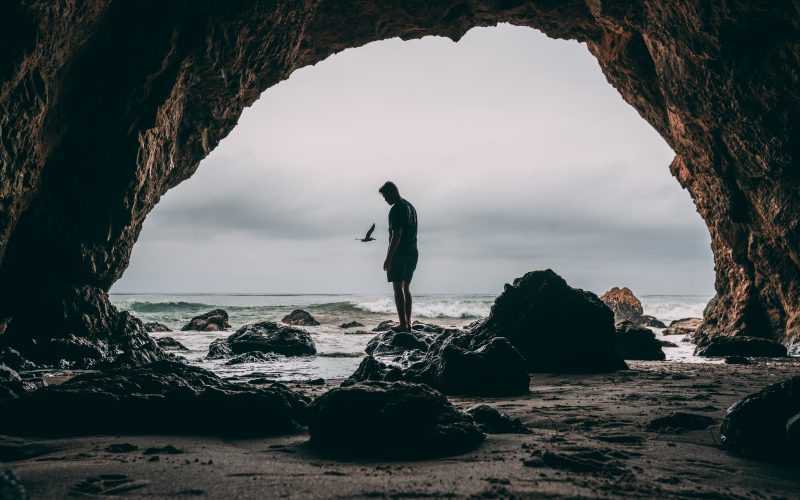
[695,336,788,358]
[308,381,484,458]
[0,361,309,436]
[663,318,702,336]
[281,309,320,326]
[155,337,188,351]
[600,286,644,323]
[143,322,171,333]
[614,321,665,361]
[1,3,799,350]
[216,321,316,357]
[181,309,230,332]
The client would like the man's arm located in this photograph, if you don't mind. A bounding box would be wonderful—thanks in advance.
[383,227,404,271]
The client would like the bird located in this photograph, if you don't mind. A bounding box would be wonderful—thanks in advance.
[357,223,376,242]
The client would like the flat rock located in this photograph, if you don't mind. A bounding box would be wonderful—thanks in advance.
[471,270,627,373]
[0,361,309,436]
[695,336,787,358]
[220,322,316,357]
[663,318,702,336]
[720,376,800,461]
[614,321,665,361]
[339,321,364,329]
[181,309,230,332]
[308,381,484,458]
[281,309,319,326]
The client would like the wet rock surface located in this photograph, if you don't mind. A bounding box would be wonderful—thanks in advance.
[215,321,317,357]
[471,270,627,373]
[663,318,702,336]
[695,336,788,358]
[181,309,230,332]
[308,381,484,458]
[0,361,309,436]
[721,376,800,461]
[614,321,665,361]
[223,352,278,365]
[281,309,319,326]
[637,315,667,329]
[339,321,364,329]
[143,322,171,333]
[155,337,188,351]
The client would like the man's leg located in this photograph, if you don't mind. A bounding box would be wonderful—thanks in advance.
[403,280,412,327]
[392,281,408,329]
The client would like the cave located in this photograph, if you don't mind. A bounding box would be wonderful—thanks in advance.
[1,1,799,368]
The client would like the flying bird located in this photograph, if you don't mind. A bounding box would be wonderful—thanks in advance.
[357,223,376,242]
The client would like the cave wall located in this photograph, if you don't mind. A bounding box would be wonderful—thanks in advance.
[0,0,798,355]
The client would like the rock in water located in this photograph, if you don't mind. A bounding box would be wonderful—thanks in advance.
[0,361,308,436]
[465,404,529,434]
[155,337,188,351]
[614,321,665,361]
[372,320,398,332]
[339,321,364,329]
[224,352,277,365]
[308,381,484,458]
[600,287,644,323]
[144,322,171,332]
[181,309,230,331]
[0,469,28,500]
[281,309,320,326]
[471,270,627,373]
[662,318,702,336]
[365,329,432,356]
[695,336,787,358]
[721,376,800,461]
[217,321,316,357]
[638,315,667,328]
[206,339,232,359]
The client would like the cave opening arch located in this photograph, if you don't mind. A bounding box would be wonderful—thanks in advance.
[1,1,798,367]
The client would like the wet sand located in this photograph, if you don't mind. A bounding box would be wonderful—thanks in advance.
[4,359,800,499]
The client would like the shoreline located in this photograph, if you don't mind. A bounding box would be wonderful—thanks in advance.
[5,359,800,498]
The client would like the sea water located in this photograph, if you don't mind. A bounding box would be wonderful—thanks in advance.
[111,293,712,381]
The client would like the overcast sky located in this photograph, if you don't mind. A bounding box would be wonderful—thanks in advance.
[113,24,714,296]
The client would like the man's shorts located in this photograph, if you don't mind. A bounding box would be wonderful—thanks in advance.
[387,250,419,283]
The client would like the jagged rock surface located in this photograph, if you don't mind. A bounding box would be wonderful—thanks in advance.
[143,322,171,333]
[181,309,230,332]
[212,321,316,357]
[281,309,320,326]
[600,286,644,323]
[1,2,800,350]
[0,361,309,436]
[307,381,484,458]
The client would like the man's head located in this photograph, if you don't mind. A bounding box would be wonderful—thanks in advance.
[379,181,401,205]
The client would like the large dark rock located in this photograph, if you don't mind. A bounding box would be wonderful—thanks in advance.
[471,270,627,373]
[614,321,665,361]
[144,322,171,332]
[224,352,277,365]
[308,381,484,458]
[695,336,788,358]
[465,404,529,434]
[600,286,643,323]
[217,321,316,357]
[372,320,399,332]
[0,361,309,436]
[181,309,230,332]
[720,376,800,461]
[281,309,319,326]
[365,329,432,357]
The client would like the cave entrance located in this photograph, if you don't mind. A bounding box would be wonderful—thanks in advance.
[111,25,713,353]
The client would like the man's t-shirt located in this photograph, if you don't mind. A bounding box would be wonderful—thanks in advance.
[388,198,418,255]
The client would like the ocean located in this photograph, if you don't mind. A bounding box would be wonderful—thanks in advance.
[111,293,713,381]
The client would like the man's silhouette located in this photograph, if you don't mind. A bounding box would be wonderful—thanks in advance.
[379,181,418,331]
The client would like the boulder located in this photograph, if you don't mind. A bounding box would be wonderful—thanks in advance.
[0,361,309,436]
[614,321,665,361]
[600,286,644,323]
[143,322,171,332]
[695,336,787,358]
[206,339,232,359]
[307,381,484,458]
[638,315,667,328]
[155,337,188,351]
[662,318,702,336]
[720,376,800,461]
[659,340,679,348]
[219,321,316,357]
[281,309,319,326]
[365,329,432,356]
[465,404,529,434]
[471,270,627,373]
[339,321,364,329]
[0,348,37,371]
[224,352,277,365]
[181,309,230,332]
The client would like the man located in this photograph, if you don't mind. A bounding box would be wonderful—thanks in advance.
[379,181,418,331]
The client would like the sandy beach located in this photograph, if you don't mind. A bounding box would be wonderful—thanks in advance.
[4,358,799,499]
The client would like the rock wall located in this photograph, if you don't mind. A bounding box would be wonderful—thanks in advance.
[1,1,798,355]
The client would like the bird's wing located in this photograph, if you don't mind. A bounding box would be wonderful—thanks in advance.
[365,223,375,239]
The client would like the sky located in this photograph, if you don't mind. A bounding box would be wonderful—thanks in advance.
[112,24,715,296]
